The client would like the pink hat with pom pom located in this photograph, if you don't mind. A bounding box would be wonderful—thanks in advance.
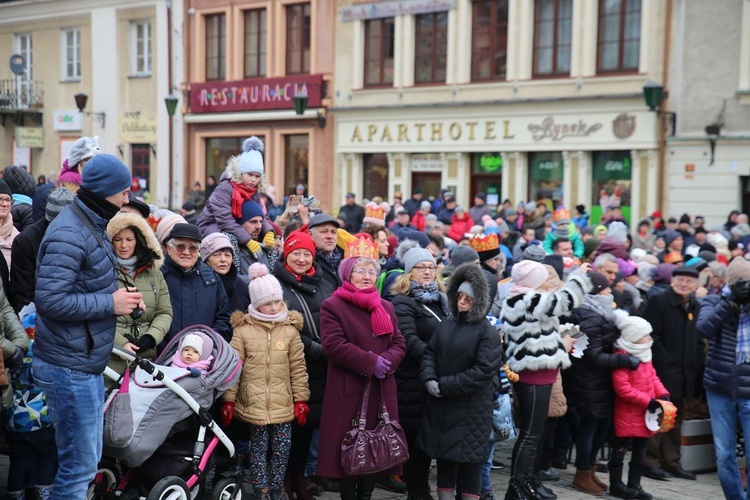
[247,263,284,307]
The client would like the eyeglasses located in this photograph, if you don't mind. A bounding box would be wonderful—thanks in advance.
[352,268,378,277]
[173,243,200,254]
[413,265,436,273]
[457,292,474,303]
[0,197,11,205]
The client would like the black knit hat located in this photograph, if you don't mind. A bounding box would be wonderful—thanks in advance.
[0,179,12,197]
[588,271,610,294]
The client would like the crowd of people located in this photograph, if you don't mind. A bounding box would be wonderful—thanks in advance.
[0,135,747,500]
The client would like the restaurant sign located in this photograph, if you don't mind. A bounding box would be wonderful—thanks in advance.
[190,74,325,114]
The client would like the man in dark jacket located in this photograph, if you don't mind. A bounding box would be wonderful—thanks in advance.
[33,154,142,498]
[338,192,365,232]
[641,266,702,481]
[402,187,423,217]
[161,223,231,343]
[309,213,343,289]
[9,187,74,313]
[697,256,750,499]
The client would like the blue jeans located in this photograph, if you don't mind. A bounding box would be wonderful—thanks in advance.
[32,357,105,500]
[574,414,609,470]
[481,441,496,494]
[706,389,750,500]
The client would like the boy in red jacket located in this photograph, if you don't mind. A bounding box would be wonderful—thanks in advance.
[610,316,669,500]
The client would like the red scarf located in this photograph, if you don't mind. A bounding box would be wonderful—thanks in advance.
[230,181,257,219]
[284,263,316,282]
[333,281,394,336]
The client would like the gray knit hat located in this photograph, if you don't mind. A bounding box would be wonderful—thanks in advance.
[45,187,75,222]
[403,247,435,274]
[450,245,480,266]
[522,243,547,262]
[457,281,475,299]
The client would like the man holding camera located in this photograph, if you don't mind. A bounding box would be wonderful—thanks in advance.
[641,266,702,481]
[33,154,142,499]
[697,256,750,498]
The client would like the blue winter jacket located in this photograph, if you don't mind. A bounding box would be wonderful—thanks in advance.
[160,256,231,344]
[34,198,118,374]
[696,294,750,399]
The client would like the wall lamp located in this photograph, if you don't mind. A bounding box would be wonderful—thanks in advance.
[74,93,106,128]
[705,123,721,166]
[293,89,327,128]
[642,82,676,136]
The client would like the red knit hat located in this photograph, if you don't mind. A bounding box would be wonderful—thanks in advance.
[284,230,316,259]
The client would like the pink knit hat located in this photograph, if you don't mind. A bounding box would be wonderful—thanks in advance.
[155,213,188,245]
[509,260,549,296]
[248,263,284,307]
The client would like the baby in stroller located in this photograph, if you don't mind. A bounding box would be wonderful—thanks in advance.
[171,333,213,378]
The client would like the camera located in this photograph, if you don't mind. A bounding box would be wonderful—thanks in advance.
[130,307,145,320]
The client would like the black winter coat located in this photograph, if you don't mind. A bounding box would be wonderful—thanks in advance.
[314,251,342,290]
[642,288,702,400]
[9,217,48,313]
[338,203,365,232]
[275,260,335,427]
[697,294,750,399]
[569,303,632,418]
[11,204,34,233]
[391,293,445,435]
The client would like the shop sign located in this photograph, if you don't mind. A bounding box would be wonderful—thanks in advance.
[53,110,83,131]
[341,0,455,21]
[190,74,325,113]
[411,153,445,172]
[529,152,564,180]
[120,116,157,143]
[528,116,602,141]
[476,154,503,174]
[15,126,43,148]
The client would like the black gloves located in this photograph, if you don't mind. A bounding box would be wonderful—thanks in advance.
[728,280,750,309]
[659,394,670,401]
[628,356,641,371]
[134,334,156,352]
[647,399,660,412]
[4,345,25,370]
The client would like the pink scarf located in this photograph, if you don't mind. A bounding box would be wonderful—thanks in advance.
[171,352,214,373]
[333,281,394,336]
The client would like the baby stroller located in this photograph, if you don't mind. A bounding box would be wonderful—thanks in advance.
[88,325,243,500]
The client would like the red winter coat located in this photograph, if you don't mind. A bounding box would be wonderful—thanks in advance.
[317,295,406,478]
[448,212,473,242]
[611,350,669,438]
[411,211,426,232]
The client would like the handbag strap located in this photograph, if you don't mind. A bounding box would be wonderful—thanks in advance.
[355,377,373,430]
[377,378,393,424]
[290,287,319,341]
[422,304,443,324]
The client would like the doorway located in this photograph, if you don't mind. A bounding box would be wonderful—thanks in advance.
[411,172,441,202]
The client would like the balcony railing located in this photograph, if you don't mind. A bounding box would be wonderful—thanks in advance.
[0,79,44,111]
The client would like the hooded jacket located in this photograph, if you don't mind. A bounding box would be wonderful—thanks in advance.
[224,309,310,426]
[4,166,35,232]
[417,264,502,463]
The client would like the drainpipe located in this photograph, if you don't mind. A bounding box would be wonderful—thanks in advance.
[657,0,673,214]
[167,0,174,209]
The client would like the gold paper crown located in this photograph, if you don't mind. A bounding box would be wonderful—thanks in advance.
[553,208,571,222]
[469,233,500,253]
[365,203,386,221]
[344,235,379,260]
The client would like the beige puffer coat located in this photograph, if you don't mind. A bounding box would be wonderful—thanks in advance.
[548,371,567,418]
[224,309,310,426]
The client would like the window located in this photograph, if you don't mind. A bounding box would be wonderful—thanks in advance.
[362,154,389,200]
[285,135,309,196]
[62,28,81,80]
[597,0,641,73]
[471,0,509,81]
[528,152,564,209]
[244,9,267,78]
[14,33,33,107]
[131,145,151,192]
[206,14,226,81]
[131,22,152,76]
[415,12,448,84]
[286,3,311,75]
[205,136,265,183]
[364,18,395,87]
[533,0,572,77]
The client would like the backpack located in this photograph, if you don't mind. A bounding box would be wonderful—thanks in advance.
[376,269,403,297]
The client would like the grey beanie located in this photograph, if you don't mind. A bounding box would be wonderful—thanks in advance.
[403,247,436,274]
[45,187,75,222]
[522,243,547,263]
[457,281,475,299]
[450,245,480,266]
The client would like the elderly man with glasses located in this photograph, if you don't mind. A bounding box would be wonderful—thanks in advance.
[160,223,231,345]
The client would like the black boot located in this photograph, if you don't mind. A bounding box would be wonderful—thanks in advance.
[609,466,637,499]
[519,476,542,500]
[503,477,529,500]
[627,465,653,500]
[356,477,376,500]
[529,476,555,499]
[339,480,356,500]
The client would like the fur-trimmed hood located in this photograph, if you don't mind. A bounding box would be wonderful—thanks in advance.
[447,263,491,323]
[231,308,303,331]
[107,212,163,268]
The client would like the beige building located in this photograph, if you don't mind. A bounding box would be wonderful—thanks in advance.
[0,0,185,209]
[333,0,669,225]
[181,0,336,211]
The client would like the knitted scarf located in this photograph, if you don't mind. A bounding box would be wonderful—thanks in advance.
[247,304,288,324]
[615,337,653,363]
[409,281,441,304]
[117,256,138,277]
[333,280,394,336]
[230,181,257,219]
[12,194,32,206]
[170,352,214,373]
[737,304,750,365]
[581,294,616,321]
[0,212,14,240]
[317,247,342,271]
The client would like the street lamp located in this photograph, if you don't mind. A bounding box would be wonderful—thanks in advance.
[74,92,106,128]
[293,90,309,116]
[642,82,676,136]
[164,94,179,209]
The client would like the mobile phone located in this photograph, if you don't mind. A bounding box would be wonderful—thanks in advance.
[569,330,584,340]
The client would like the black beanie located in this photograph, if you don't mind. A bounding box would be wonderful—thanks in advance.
[0,179,12,197]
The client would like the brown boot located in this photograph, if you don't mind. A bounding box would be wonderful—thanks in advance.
[572,469,604,496]
[591,467,608,491]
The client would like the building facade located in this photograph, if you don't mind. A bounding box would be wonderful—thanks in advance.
[664,0,750,226]
[0,0,184,209]
[181,0,335,211]
[333,0,668,225]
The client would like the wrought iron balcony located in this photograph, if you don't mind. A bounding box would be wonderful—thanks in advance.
[0,79,44,126]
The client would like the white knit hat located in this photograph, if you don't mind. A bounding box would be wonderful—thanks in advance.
[618,316,652,344]
[239,137,264,175]
[248,263,284,307]
[180,333,204,356]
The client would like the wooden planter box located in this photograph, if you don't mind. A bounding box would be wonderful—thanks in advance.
[681,418,717,473]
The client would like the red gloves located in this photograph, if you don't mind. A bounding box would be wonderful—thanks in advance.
[294,402,309,426]
[220,402,235,427]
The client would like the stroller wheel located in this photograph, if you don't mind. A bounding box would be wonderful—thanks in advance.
[86,458,121,499]
[147,477,191,500]
[211,477,244,500]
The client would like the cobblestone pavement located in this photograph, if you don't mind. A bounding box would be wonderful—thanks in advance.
[0,439,725,498]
